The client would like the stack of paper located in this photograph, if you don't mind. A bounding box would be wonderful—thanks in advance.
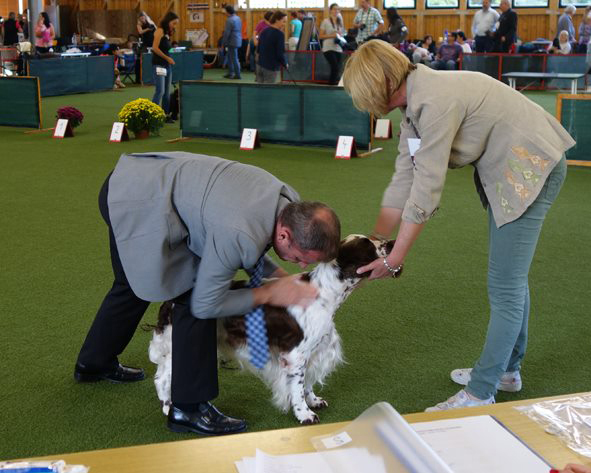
[235,447,386,473]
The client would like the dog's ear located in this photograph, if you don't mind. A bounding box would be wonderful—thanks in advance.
[337,237,379,280]
[386,239,395,253]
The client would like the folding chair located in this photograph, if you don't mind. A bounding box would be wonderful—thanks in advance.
[119,53,137,83]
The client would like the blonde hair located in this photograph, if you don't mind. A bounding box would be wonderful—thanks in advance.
[342,40,416,117]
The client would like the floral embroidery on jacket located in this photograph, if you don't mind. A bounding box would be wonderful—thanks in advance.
[511,146,550,171]
[496,182,513,214]
[505,171,531,202]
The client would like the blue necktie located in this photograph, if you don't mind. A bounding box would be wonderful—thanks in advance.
[245,253,269,369]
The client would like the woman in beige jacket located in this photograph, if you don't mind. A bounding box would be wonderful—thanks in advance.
[343,40,575,411]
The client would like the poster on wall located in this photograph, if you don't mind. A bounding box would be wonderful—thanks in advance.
[188,11,205,23]
[186,29,209,47]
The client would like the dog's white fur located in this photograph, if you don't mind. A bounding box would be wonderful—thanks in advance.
[149,235,389,424]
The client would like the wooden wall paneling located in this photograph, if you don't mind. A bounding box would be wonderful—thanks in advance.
[400,14,418,40]
[423,13,461,41]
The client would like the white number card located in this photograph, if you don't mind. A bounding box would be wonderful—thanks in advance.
[53,119,73,138]
[335,136,357,159]
[240,128,260,150]
[374,119,392,139]
[109,122,129,142]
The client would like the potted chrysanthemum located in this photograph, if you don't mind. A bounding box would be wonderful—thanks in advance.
[118,98,165,139]
[56,106,84,128]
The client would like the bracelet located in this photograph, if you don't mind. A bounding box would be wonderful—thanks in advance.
[383,259,403,278]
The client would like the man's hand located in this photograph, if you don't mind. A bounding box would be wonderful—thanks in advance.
[253,274,317,308]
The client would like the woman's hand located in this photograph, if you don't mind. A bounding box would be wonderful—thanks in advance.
[167,57,175,65]
[357,258,391,280]
[357,257,403,280]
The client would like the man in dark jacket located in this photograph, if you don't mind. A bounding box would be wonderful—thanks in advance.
[494,0,518,53]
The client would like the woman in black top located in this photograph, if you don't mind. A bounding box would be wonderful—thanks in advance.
[137,12,155,51]
[151,12,179,121]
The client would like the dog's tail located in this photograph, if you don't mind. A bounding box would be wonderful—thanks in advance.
[141,301,174,334]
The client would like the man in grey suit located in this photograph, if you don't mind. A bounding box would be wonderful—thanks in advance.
[74,152,341,435]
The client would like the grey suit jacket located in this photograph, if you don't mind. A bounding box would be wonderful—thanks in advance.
[107,152,300,318]
[382,65,575,228]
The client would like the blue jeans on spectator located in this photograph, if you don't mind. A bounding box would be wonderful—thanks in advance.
[227,45,241,78]
[466,156,567,400]
[431,59,457,70]
[152,64,172,114]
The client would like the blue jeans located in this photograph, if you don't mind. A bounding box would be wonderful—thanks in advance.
[466,156,567,400]
[431,59,457,70]
[227,46,241,78]
[152,64,172,114]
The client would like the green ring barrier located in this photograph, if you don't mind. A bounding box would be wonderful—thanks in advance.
[0,76,41,128]
[558,95,591,163]
[179,81,371,149]
[28,56,115,97]
[141,51,204,85]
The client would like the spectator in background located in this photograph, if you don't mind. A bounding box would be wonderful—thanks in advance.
[151,11,179,122]
[472,0,499,53]
[353,0,384,44]
[431,33,463,70]
[578,9,591,53]
[319,3,345,85]
[289,11,302,50]
[222,5,242,80]
[557,5,576,43]
[550,30,572,54]
[34,12,54,53]
[137,12,156,52]
[410,42,433,65]
[3,12,22,46]
[239,18,248,66]
[20,10,29,40]
[454,30,472,53]
[420,34,437,55]
[494,0,517,53]
[255,10,273,38]
[384,7,408,46]
[257,10,288,84]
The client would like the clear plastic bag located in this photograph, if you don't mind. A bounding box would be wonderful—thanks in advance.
[0,460,88,473]
[516,394,591,458]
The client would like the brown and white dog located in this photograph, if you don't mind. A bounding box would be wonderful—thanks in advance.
[149,235,395,424]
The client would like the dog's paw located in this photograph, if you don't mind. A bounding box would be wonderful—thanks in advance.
[309,398,328,410]
[299,413,319,425]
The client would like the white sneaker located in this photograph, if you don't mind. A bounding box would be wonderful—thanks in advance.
[425,389,495,412]
[450,368,522,392]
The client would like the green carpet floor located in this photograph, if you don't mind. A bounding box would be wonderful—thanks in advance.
[1,77,590,461]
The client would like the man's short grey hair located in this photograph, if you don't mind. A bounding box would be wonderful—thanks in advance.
[565,4,576,13]
[279,202,341,261]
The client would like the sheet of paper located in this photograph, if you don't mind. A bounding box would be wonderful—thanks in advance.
[241,448,386,473]
[407,138,421,157]
[411,415,551,473]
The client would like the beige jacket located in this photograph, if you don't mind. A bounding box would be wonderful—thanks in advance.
[382,65,575,227]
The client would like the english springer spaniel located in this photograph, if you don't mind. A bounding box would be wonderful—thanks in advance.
[149,235,395,424]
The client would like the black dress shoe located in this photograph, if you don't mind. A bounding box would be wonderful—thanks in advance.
[74,363,145,384]
[167,402,247,435]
